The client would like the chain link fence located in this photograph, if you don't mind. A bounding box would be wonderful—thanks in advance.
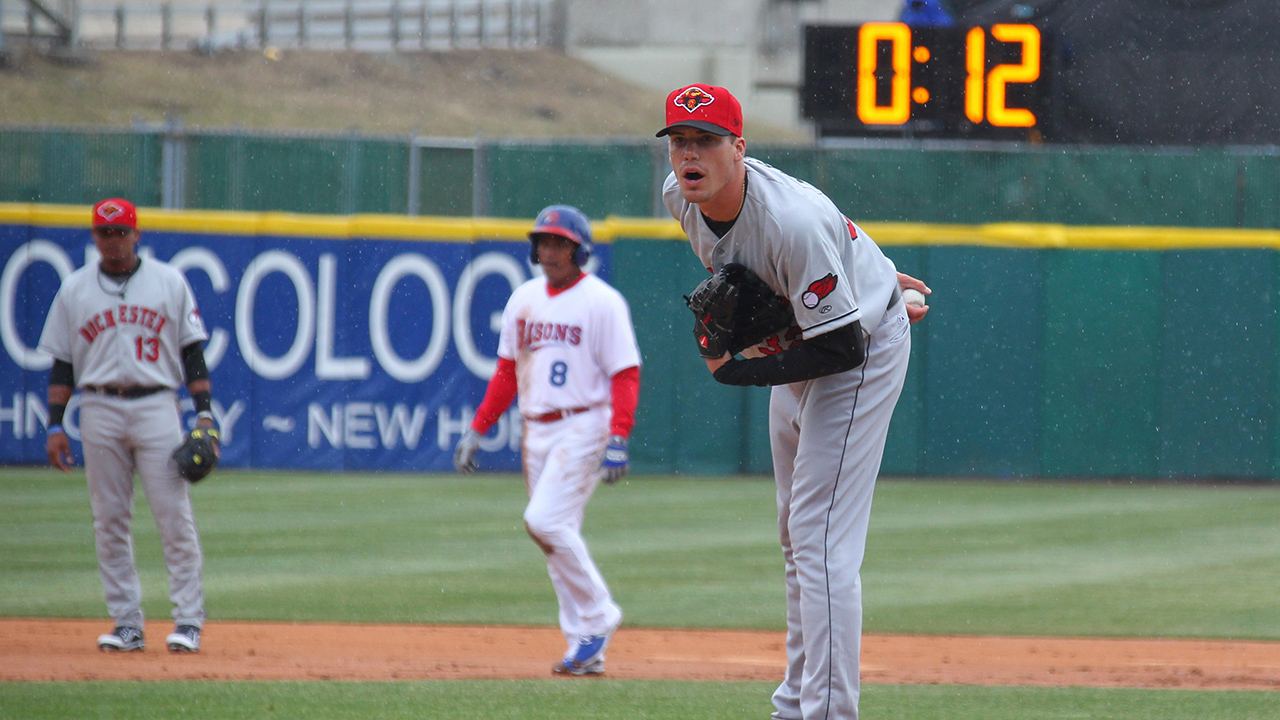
[4,124,1280,228]
[0,123,664,219]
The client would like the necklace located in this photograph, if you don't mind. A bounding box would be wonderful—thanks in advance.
[96,258,140,299]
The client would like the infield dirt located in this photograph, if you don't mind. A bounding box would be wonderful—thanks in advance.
[3,618,1279,690]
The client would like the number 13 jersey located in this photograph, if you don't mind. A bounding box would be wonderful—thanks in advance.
[39,257,209,389]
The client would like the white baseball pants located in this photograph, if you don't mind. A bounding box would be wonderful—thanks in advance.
[80,391,205,631]
[521,406,622,651]
[770,298,911,720]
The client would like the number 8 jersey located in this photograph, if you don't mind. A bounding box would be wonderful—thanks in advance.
[39,257,209,389]
[497,273,641,418]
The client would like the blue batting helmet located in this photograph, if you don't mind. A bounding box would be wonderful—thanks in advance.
[529,205,593,267]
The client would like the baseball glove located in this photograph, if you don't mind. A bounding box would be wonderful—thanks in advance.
[172,428,220,483]
[684,263,794,359]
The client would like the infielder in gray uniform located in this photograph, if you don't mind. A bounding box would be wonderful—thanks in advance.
[40,198,218,654]
[657,85,928,720]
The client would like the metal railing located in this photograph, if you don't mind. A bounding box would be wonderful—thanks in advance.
[1,0,77,49]
[2,0,556,52]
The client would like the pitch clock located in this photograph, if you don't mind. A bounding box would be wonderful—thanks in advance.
[803,22,1054,140]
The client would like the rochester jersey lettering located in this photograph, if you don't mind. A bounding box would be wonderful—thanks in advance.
[77,304,170,343]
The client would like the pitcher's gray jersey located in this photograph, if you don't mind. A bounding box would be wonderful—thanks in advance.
[664,157,899,347]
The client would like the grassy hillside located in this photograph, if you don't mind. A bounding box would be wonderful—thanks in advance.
[0,48,805,140]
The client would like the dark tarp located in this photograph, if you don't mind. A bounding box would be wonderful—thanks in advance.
[935,0,1280,145]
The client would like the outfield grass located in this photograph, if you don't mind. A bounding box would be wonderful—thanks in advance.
[0,681,1277,720]
[3,468,1277,640]
[3,468,1279,720]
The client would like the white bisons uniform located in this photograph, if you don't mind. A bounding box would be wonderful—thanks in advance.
[39,256,209,631]
[665,157,912,720]
[497,272,641,647]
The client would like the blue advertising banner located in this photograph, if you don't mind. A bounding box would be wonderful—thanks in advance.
[0,205,614,472]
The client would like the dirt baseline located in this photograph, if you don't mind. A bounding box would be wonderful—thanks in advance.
[3,618,1279,690]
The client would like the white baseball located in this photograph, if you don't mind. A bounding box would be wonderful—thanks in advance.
[902,288,927,308]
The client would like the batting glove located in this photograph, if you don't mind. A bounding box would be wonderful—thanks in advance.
[602,434,629,484]
[453,428,481,474]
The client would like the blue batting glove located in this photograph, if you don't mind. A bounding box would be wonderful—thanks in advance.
[602,434,629,484]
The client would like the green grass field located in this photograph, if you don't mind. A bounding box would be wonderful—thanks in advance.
[2,467,1278,719]
[1,681,1278,720]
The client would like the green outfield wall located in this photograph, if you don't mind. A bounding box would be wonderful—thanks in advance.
[612,225,1280,480]
[4,127,1280,228]
[4,127,1279,479]
[4,202,1276,479]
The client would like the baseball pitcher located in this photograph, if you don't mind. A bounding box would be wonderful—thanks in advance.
[659,84,926,720]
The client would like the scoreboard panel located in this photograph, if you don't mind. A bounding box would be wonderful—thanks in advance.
[803,23,1054,140]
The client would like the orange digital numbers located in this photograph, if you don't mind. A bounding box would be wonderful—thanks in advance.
[857,22,912,125]
[963,23,1041,127]
[812,21,1046,136]
[986,24,1040,126]
[965,27,986,123]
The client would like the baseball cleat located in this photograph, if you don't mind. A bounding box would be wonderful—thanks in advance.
[97,626,145,652]
[564,618,620,672]
[165,624,201,652]
[553,657,605,676]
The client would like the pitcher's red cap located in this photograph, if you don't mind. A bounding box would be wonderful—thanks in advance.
[92,198,137,230]
[656,84,743,138]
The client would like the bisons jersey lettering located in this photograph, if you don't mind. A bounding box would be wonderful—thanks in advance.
[497,273,640,417]
[517,320,584,348]
[39,257,209,388]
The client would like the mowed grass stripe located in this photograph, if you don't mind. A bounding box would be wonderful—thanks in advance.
[1,680,1278,720]
[1,469,1278,639]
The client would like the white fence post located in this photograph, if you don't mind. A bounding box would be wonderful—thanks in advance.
[160,115,185,210]
[114,4,125,48]
[344,0,354,49]
[449,1,459,48]
[257,1,268,48]
[418,2,427,49]
[407,134,420,216]
[160,2,171,50]
[299,1,309,46]
[390,0,401,49]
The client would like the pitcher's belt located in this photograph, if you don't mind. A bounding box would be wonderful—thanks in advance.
[524,406,594,423]
[82,384,169,399]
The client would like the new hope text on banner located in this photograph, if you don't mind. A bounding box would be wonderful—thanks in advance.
[0,208,611,471]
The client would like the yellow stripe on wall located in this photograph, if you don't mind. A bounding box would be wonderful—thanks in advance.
[4,203,1279,250]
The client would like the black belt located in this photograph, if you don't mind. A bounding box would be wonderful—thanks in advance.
[890,285,902,307]
[82,384,169,399]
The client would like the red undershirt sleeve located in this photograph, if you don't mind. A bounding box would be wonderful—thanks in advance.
[609,366,640,438]
[471,357,518,434]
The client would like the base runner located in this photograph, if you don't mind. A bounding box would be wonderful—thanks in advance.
[452,204,642,676]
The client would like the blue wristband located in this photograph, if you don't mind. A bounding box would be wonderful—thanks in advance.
[47,425,65,436]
